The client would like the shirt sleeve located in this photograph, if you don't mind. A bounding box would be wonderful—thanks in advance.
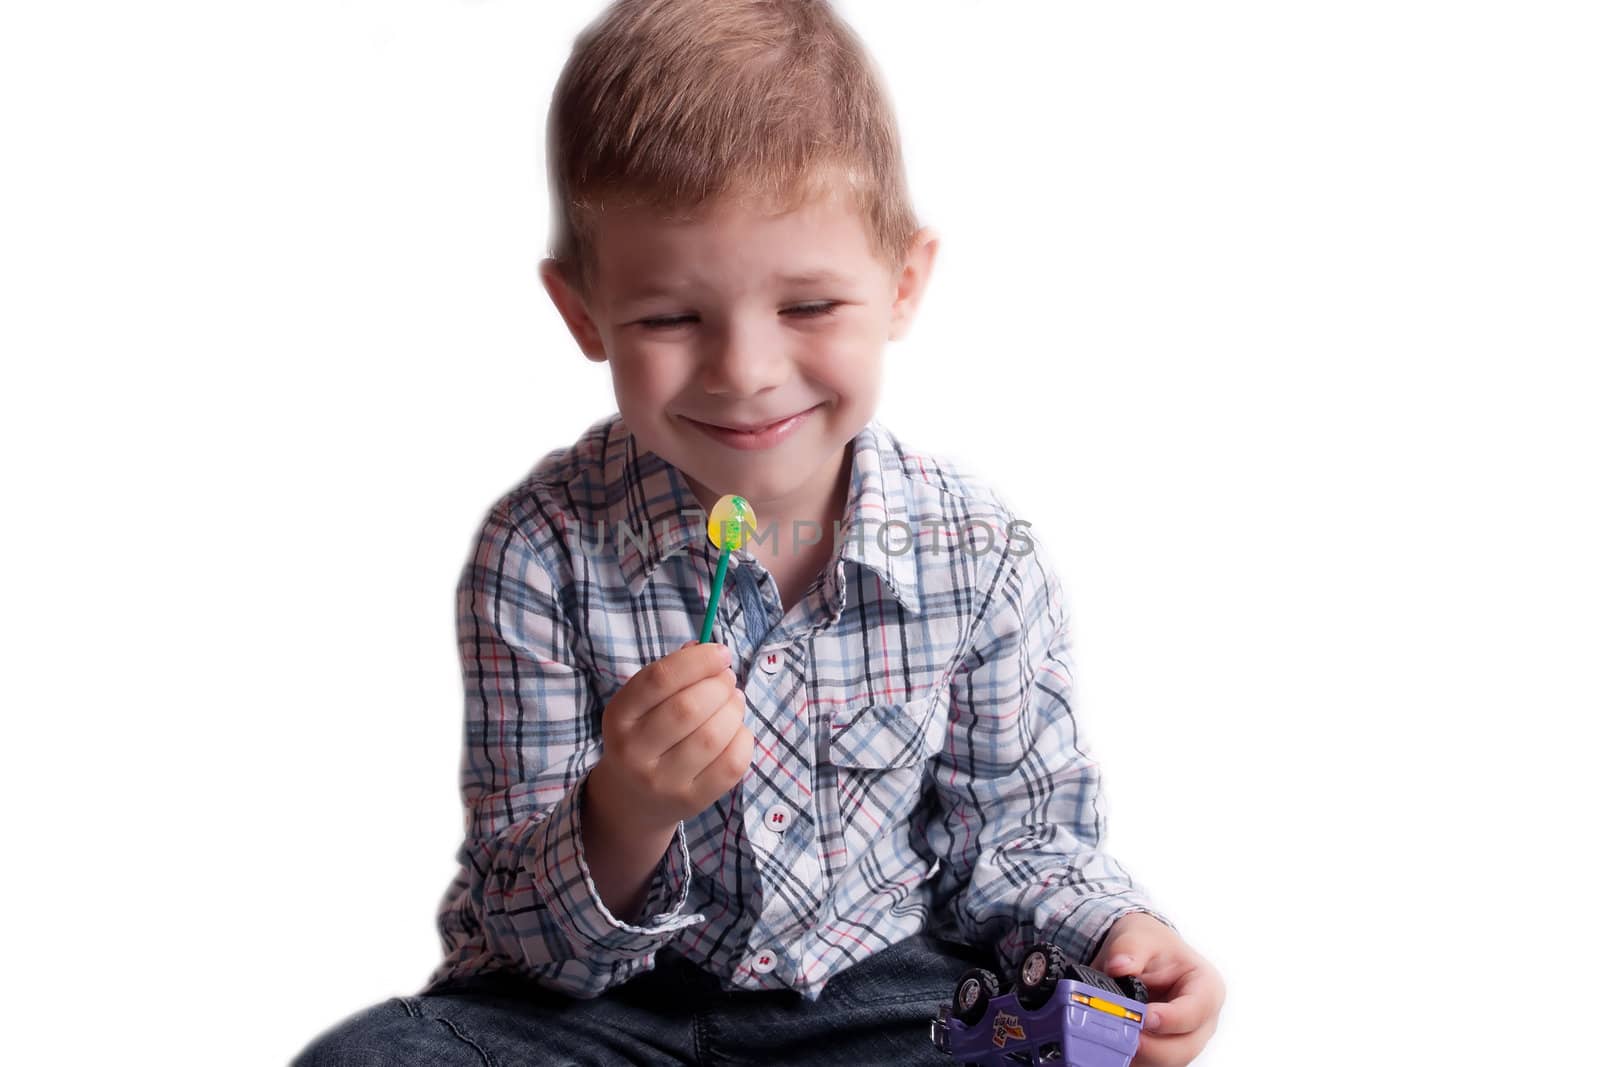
[921,531,1175,972]
[425,505,706,999]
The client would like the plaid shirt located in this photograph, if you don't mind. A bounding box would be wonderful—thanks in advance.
[422,412,1166,1001]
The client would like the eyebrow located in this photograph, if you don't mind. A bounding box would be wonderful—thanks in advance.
[620,269,853,301]
[776,269,852,286]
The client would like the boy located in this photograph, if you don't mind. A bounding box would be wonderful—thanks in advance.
[293,1,1222,1064]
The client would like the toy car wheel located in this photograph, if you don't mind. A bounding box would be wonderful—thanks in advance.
[1015,942,1069,1011]
[1115,973,1150,1003]
[951,967,1001,1025]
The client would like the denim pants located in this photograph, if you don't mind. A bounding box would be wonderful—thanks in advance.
[290,930,999,1066]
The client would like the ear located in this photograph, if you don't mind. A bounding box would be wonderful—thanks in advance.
[887,227,939,342]
[539,258,609,363]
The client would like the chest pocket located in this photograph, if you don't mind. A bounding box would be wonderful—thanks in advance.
[814,691,949,888]
[826,693,948,769]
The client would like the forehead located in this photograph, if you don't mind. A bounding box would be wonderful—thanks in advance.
[589,188,887,301]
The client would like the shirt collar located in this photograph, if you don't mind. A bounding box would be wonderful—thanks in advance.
[607,414,922,614]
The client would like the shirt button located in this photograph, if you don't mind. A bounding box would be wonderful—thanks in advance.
[750,949,779,974]
[758,650,782,675]
[763,803,794,833]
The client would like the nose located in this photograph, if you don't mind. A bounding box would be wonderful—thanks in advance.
[697,317,788,399]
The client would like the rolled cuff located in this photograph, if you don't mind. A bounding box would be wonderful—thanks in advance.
[1044,891,1177,965]
[524,777,705,955]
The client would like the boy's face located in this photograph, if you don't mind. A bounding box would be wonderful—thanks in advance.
[540,184,937,527]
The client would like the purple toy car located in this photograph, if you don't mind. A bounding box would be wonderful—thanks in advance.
[929,942,1149,1067]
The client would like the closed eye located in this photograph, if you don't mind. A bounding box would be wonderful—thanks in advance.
[637,302,842,331]
[785,301,842,320]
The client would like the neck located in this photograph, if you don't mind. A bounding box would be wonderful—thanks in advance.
[688,445,854,562]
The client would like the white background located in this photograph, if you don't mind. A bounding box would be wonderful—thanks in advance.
[3,1,1596,1064]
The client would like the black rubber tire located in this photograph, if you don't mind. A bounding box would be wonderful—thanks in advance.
[952,967,1001,1025]
[1015,942,1069,1011]
[1115,973,1150,1003]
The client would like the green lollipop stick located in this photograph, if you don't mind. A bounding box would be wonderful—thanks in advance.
[698,494,754,643]
[699,543,732,643]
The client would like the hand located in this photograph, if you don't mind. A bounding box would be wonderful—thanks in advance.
[1091,911,1225,1067]
[587,641,754,839]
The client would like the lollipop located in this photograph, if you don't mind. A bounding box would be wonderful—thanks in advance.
[698,494,757,643]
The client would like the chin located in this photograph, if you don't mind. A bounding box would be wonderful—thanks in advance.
[684,456,797,504]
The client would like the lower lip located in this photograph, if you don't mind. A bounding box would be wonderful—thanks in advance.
[689,406,818,451]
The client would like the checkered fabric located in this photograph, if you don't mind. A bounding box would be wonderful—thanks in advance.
[423,412,1165,1001]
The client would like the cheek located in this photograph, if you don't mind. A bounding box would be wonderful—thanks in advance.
[804,334,883,394]
[608,346,693,401]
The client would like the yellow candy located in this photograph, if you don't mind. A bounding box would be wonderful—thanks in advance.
[707,494,757,551]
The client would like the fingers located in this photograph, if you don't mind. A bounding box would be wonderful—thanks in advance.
[1103,946,1156,978]
[1128,954,1190,991]
[1145,990,1204,1035]
[649,679,744,766]
[612,641,734,726]
[688,711,754,795]
[1093,913,1224,1065]
[1143,962,1224,1037]
[1095,917,1163,978]
[1133,1019,1218,1067]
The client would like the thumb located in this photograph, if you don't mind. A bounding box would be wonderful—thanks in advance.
[1098,929,1158,979]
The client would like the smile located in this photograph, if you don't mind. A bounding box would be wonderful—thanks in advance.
[685,405,819,451]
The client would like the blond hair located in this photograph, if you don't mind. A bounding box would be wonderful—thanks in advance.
[545,0,921,302]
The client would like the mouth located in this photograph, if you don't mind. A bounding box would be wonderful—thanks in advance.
[683,405,820,450]
[696,411,807,433]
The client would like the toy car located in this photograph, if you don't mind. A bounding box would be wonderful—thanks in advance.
[929,942,1149,1066]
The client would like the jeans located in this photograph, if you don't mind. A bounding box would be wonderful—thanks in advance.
[289,930,999,1066]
